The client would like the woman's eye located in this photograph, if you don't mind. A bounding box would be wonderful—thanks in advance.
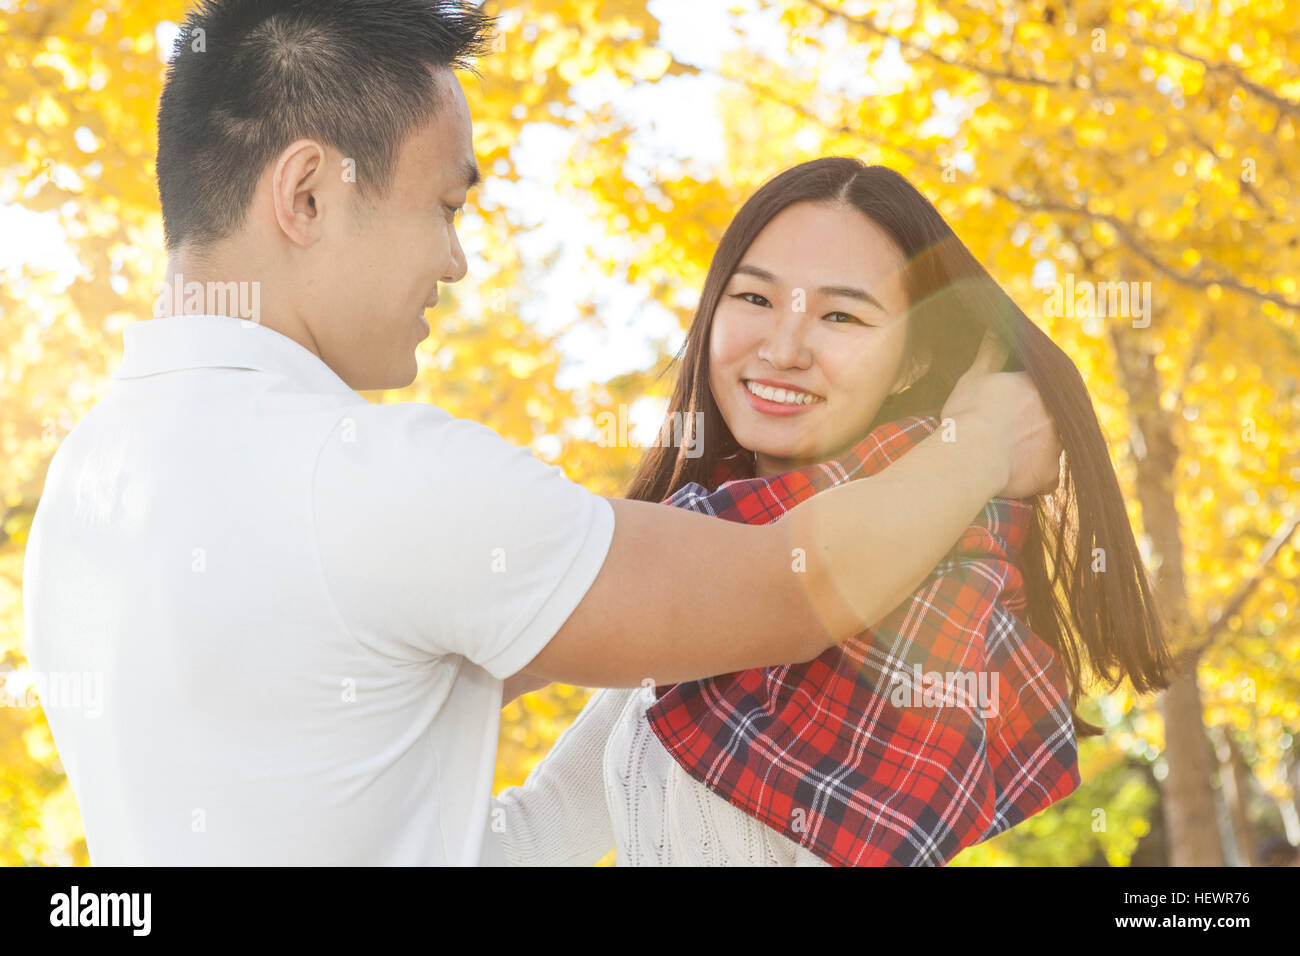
[825,311,869,326]
[731,292,770,307]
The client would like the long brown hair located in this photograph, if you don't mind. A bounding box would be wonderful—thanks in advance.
[626,158,1172,736]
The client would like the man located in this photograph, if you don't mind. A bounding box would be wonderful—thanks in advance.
[23,0,1062,865]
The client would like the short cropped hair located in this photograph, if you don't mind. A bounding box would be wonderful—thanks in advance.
[156,0,493,250]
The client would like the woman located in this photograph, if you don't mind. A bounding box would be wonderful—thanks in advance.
[484,158,1172,866]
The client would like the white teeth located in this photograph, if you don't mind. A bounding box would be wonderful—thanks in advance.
[745,380,820,405]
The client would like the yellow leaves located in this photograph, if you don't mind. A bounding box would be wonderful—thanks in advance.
[495,684,599,791]
[1033,87,1048,120]
[40,34,75,57]
[662,57,699,79]
[1,509,32,549]
[23,725,57,764]
[1280,547,1300,579]
[0,0,1292,867]
[1074,118,1110,147]
[500,351,541,379]
[631,45,672,82]
[527,29,564,73]
[553,53,589,85]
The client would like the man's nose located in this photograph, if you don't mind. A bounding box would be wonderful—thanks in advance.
[442,230,468,284]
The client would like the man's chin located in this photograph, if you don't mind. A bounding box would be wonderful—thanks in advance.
[345,357,419,392]
[387,358,420,391]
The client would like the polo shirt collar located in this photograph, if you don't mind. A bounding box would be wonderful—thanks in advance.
[113,314,361,402]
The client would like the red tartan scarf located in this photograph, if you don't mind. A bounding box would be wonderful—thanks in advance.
[645,414,1080,866]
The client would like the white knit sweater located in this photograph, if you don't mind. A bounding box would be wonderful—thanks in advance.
[482,684,828,866]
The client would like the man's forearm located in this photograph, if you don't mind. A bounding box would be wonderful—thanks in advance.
[774,413,1008,646]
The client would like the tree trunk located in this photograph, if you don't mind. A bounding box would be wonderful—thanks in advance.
[1213,724,1257,865]
[1157,665,1226,865]
[1108,323,1224,866]
[1290,756,1300,842]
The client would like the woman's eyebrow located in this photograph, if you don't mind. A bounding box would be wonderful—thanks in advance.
[733,264,778,283]
[819,284,885,310]
[732,264,885,310]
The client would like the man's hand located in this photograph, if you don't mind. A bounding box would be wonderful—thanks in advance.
[941,331,1063,499]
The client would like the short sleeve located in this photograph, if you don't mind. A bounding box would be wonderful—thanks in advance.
[312,402,615,678]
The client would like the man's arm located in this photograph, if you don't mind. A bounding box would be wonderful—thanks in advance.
[522,411,1005,687]
[522,332,1061,689]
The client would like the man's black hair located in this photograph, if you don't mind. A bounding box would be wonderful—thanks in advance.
[156,0,494,250]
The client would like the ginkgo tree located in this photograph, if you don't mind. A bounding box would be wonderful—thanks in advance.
[2,0,1295,866]
[558,0,1300,865]
[0,0,678,864]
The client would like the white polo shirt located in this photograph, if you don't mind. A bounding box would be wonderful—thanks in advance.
[22,313,615,865]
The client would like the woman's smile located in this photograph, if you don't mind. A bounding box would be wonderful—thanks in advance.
[741,378,826,416]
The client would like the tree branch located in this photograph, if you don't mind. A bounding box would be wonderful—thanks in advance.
[665,34,1299,318]
[1138,39,1300,120]
[1187,129,1270,215]
[802,0,1132,98]
[679,58,925,164]
[990,187,1300,314]
[1179,512,1300,666]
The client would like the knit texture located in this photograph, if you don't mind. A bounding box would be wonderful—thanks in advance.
[488,684,828,866]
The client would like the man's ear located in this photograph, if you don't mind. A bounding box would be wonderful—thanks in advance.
[270,139,332,246]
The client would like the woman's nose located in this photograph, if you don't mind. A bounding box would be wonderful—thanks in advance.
[758,307,812,368]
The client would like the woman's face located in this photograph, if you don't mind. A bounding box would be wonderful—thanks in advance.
[708,201,925,476]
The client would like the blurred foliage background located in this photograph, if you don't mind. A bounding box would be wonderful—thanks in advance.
[2,0,1298,866]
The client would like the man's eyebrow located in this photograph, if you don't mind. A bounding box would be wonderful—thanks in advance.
[731,263,885,310]
[462,157,481,192]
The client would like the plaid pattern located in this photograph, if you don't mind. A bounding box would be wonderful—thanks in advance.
[644,414,1080,866]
